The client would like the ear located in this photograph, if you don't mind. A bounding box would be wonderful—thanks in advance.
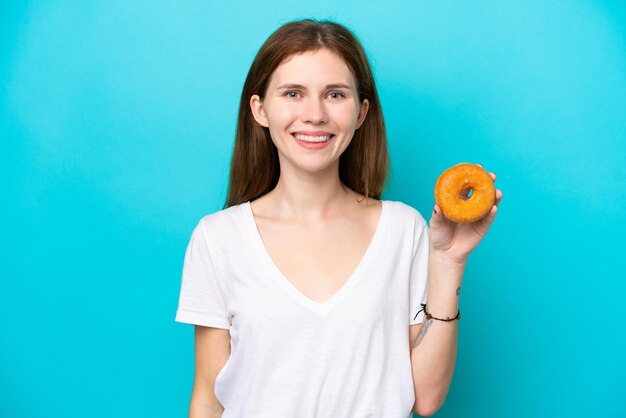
[355,98,370,130]
[250,94,269,128]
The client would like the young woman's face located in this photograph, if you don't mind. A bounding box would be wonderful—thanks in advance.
[250,48,369,174]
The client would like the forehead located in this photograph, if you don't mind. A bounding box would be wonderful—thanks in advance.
[269,49,356,89]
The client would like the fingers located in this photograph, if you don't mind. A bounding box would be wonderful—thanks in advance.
[476,163,496,182]
[481,204,498,230]
[475,163,503,209]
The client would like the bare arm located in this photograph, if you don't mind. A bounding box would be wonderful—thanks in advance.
[411,166,500,416]
[409,251,464,417]
[189,325,231,418]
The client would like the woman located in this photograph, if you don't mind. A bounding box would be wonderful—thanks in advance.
[175,18,503,418]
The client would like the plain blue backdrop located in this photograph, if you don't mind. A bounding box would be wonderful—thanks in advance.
[2,1,625,417]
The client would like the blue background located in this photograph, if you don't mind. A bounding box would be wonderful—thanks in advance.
[2,1,625,417]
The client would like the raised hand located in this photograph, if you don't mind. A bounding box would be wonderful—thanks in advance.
[428,164,503,264]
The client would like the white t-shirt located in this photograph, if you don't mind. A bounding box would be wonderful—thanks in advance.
[175,199,430,418]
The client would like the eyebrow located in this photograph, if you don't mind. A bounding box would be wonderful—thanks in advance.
[276,83,352,91]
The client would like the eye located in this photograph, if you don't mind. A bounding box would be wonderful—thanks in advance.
[329,91,345,100]
[284,90,300,99]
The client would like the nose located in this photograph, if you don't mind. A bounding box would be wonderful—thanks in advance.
[301,97,328,124]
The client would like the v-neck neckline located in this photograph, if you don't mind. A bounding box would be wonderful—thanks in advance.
[243,199,390,315]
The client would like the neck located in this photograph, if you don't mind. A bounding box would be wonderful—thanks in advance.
[266,168,359,221]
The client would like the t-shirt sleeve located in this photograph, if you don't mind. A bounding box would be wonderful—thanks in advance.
[409,211,430,325]
[174,219,231,329]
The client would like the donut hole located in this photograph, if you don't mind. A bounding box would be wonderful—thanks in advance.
[460,187,473,200]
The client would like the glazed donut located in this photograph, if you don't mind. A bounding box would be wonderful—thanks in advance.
[434,163,496,223]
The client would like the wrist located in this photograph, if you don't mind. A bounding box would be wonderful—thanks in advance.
[422,302,461,322]
[429,249,467,272]
[427,251,465,318]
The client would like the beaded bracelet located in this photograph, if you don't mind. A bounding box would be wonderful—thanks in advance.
[414,303,461,322]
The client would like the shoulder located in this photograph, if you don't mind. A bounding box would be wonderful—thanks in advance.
[384,200,428,230]
[194,201,249,240]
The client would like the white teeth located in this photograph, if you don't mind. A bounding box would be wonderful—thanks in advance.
[294,134,332,143]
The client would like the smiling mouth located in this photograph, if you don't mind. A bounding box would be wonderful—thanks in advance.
[292,133,335,143]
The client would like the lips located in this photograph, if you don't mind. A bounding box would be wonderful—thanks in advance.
[291,131,334,136]
[291,132,335,149]
[292,133,335,143]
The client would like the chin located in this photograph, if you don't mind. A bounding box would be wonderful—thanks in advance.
[300,158,342,173]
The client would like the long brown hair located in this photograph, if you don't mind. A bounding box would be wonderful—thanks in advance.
[223,18,390,209]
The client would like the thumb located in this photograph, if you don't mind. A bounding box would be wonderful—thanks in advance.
[475,205,498,235]
[430,204,444,226]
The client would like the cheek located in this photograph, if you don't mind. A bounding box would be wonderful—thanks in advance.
[266,110,296,144]
[267,106,297,128]
[335,106,360,129]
